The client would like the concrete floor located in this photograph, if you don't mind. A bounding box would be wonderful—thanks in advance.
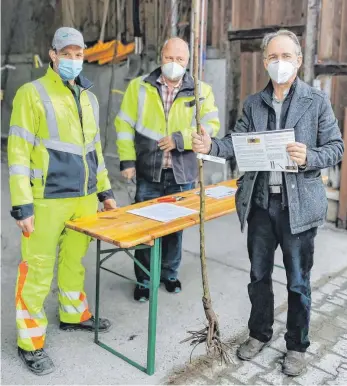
[1,161,347,385]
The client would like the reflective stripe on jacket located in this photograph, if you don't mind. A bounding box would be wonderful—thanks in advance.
[8,65,113,220]
[115,68,220,184]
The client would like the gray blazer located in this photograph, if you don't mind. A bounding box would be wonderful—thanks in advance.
[210,78,344,234]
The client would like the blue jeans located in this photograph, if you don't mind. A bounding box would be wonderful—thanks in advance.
[247,195,317,352]
[134,170,194,282]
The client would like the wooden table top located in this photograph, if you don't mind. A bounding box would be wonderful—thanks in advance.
[66,180,238,248]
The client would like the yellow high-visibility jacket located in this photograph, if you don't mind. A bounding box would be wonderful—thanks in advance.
[8,65,113,220]
[115,68,220,184]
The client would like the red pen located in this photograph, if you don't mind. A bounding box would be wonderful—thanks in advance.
[157,196,184,203]
[23,232,30,238]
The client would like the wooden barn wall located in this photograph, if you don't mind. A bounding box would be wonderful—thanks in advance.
[230,0,347,130]
[317,0,347,129]
[60,0,192,52]
[230,0,307,107]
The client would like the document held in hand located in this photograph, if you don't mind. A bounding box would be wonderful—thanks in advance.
[231,129,298,173]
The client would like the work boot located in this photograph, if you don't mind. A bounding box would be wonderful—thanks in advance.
[237,337,269,360]
[60,315,111,333]
[134,280,150,302]
[18,347,55,376]
[282,350,306,376]
[161,278,182,293]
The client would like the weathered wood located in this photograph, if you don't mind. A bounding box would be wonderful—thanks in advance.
[241,0,254,30]
[252,0,264,28]
[228,24,305,41]
[240,39,262,52]
[225,38,241,131]
[314,63,347,76]
[66,180,238,248]
[337,108,347,229]
[303,0,321,85]
[61,0,75,28]
[211,0,219,47]
[333,0,347,127]
[263,0,282,27]
[318,0,335,60]
[231,0,240,31]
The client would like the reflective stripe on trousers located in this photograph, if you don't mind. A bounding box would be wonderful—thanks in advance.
[59,289,90,316]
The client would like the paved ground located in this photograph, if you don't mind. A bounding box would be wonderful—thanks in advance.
[1,157,347,385]
[165,269,347,385]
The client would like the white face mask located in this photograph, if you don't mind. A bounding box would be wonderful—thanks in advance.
[161,62,186,81]
[267,60,297,84]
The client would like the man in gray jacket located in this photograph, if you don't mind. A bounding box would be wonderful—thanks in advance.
[192,29,344,376]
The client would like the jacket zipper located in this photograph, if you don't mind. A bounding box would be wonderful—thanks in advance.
[80,90,89,196]
[73,87,89,196]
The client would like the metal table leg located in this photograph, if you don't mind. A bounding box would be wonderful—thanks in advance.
[93,238,162,375]
[147,238,162,375]
[95,239,101,344]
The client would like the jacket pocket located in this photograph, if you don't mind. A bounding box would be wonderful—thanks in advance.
[303,170,321,179]
[86,150,98,194]
[297,177,327,226]
[44,149,84,198]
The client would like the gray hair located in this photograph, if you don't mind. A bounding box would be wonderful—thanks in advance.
[261,29,302,58]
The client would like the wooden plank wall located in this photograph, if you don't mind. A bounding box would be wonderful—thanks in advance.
[318,0,347,129]
[60,0,191,50]
[230,0,307,105]
[230,0,347,130]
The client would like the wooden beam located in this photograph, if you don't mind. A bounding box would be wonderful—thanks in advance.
[228,24,305,41]
[211,0,219,47]
[303,0,321,85]
[337,108,347,229]
[318,0,335,60]
[241,39,262,52]
[225,40,241,131]
[314,63,347,76]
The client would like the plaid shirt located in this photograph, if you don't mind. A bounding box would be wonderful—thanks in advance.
[157,75,182,169]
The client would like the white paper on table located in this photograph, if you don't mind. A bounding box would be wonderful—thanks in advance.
[195,186,237,199]
[231,129,298,173]
[127,203,198,223]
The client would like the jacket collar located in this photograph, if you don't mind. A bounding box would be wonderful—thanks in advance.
[253,77,313,131]
[45,64,93,90]
[260,77,298,106]
[144,67,194,91]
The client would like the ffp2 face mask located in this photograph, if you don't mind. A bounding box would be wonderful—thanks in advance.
[161,62,186,81]
[267,60,297,84]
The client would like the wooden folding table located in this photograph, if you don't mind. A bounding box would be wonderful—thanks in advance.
[66,180,237,375]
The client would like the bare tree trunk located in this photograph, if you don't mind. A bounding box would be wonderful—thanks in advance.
[181,0,231,364]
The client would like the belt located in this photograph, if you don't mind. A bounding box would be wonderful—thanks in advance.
[269,185,282,194]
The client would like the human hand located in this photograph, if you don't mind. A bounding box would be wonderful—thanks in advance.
[287,142,307,166]
[102,199,117,212]
[192,127,212,154]
[158,136,176,152]
[16,215,35,235]
[121,167,136,180]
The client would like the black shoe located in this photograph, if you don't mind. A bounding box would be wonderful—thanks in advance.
[134,281,150,302]
[162,278,182,293]
[59,315,111,333]
[18,347,55,376]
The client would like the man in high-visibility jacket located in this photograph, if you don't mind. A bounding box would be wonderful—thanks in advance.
[115,37,220,302]
[8,27,117,375]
